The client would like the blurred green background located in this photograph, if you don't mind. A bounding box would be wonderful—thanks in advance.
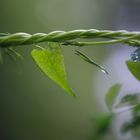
[0,0,138,140]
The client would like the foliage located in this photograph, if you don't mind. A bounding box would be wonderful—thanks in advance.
[92,113,113,140]
[1,29,140,139]
[31,42,76,97]
[127,61,140,81]
[1,29,140,96]
[105,84,122,111]
[75,50,108,74]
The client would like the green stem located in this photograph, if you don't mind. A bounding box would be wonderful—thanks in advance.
[0,29,140,47]
[63,34,140,46]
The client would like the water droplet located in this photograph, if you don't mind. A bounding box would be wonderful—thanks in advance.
[131,48,140,62]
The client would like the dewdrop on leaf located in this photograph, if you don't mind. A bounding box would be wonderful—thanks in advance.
[131,48,140,62]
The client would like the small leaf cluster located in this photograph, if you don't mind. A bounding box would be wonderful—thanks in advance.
[94,56,140,139]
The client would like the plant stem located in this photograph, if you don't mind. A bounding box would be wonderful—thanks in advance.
[0,29,140,47]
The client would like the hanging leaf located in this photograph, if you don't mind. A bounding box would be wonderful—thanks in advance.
[75,50,108,74]
[8,47,24,61]
[105,84,122,111]
[31,42,76,97]
[126,61,140,81]
[4,48,17,64]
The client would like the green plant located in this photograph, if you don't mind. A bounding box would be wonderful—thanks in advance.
[0,29,140,96]
[1,29,140,139]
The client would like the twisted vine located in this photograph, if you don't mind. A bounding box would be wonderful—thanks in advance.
[0,29,140,47]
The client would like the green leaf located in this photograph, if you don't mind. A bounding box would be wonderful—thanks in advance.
[96,114,112,134]
[31,43,76,97]
[105,84,122,111]
[92,113,113,139]
[117,94,139,108]
[8,47,24,61]
[126,61,140,81]
[75,50,108,74]
[4,48,17,64]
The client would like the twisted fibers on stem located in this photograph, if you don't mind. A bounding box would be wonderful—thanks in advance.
[0,29,140,47]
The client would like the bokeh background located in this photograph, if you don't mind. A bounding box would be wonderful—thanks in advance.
[1,0,140,140]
